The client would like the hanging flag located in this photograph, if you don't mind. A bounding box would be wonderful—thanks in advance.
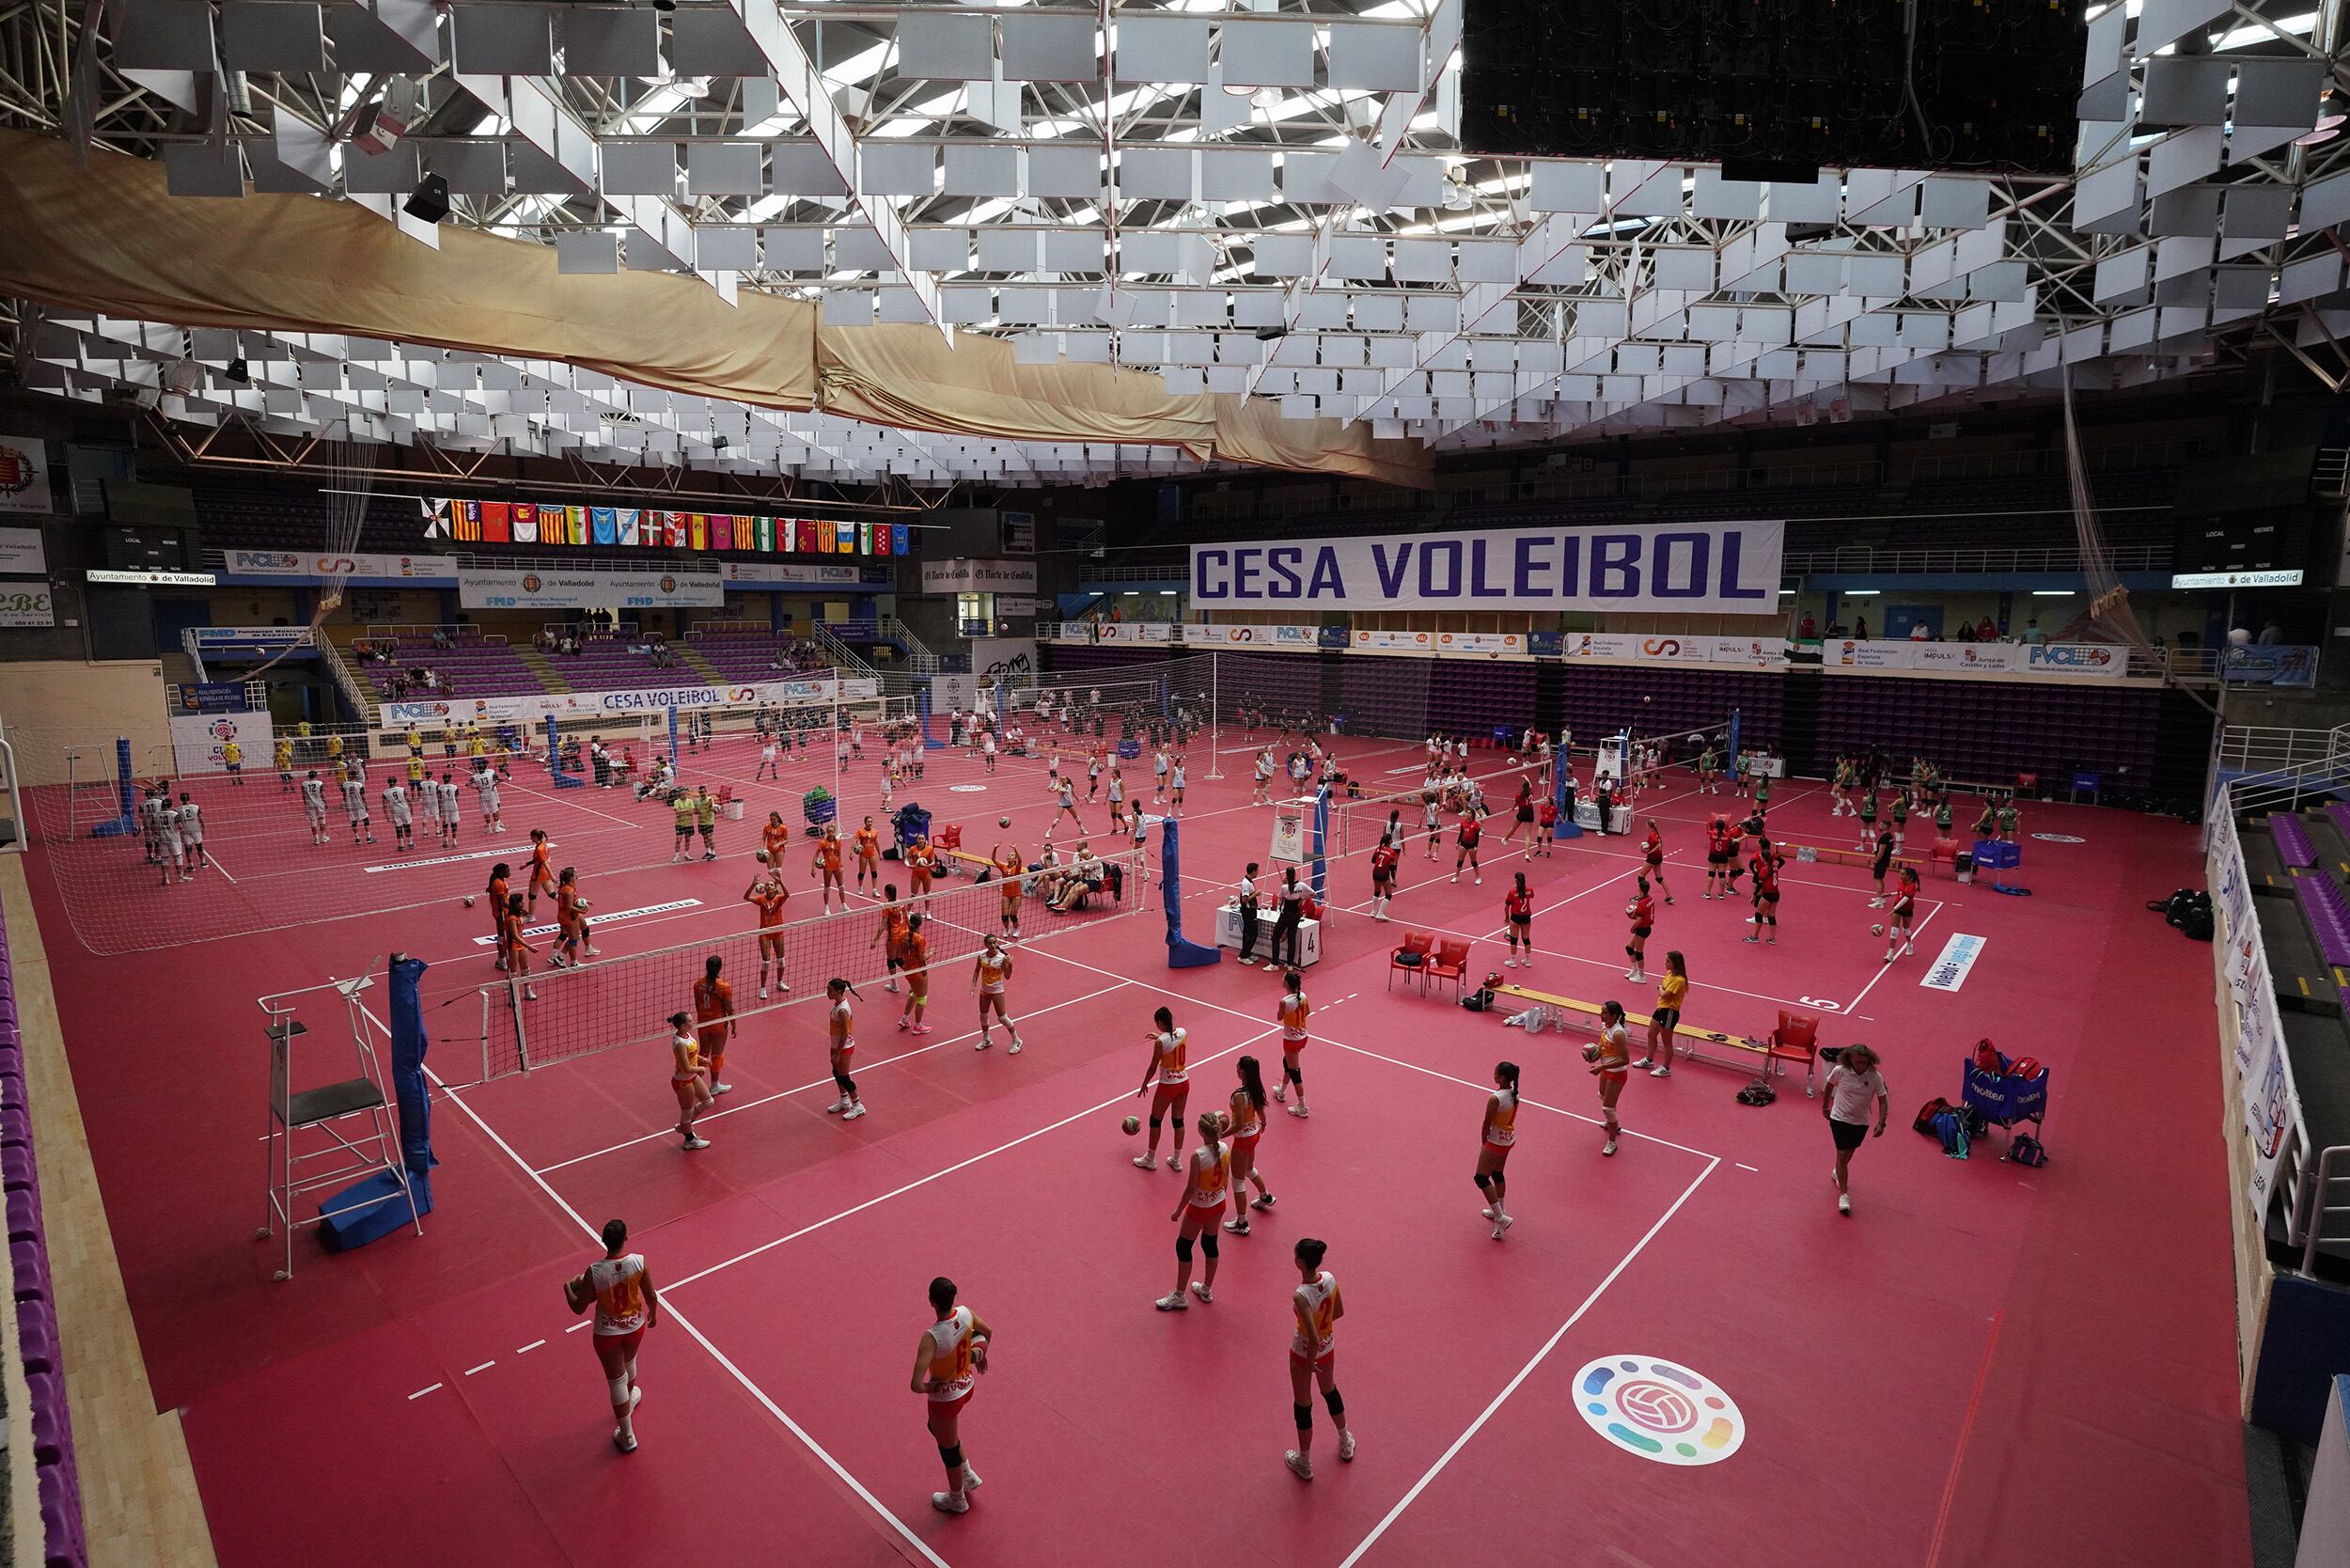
[424,498,451,539]
[715,515,739,551]
[666,511,687,548]
[617,508,641,546]
[456,500,483,542]
[893,523,911,555]
[751,516,773,553]
[838,525,858,555]
[795,519,816,554]
[560,506,583,545]
[482,501,511,543]
[510,501,539,543]
[817,520,837,553]
[591,508,617,545]
[686,513,706,551]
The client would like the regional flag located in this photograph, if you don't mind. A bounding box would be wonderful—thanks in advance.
[565,507,585,544]
[713,515,737,551]
[838,525,856,555]
[892,523,911,556]
[591,508,618,546]
[425,498,452,539]
[753,516,775,552]
[456,500,482,542]
[666,511,687,548]
[617,508,641,546]
[511,501,538,543]
[817,521,837,553]
[482,501,510,543]
[689,513,709,551]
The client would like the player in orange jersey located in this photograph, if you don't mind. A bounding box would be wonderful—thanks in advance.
[502,893,539,1001]
[809,824,846,911]
[823,977,865,1121]
[852,815,882,894]
[566,1216,660,1452]
[898,915,932,1035]
[1157,1109,1230,1310]
[904,835,935,902]
[552,867,597,966]
[969,933,1022,1053]
[1477,1060,1520,1240]
[1283,1237,1355,1480]
[743,871,791,998]
[485,863,512,971]
[760,810,791,868]
[1222,1057,1276,1235]
[1271,973,1311,1119]
[870,885,911,993]
[525,827,556,914]
[666,1011,712,1149]
[691,955,736,1096]
[992,842,1025,938]
[1133,1006,1191,1172]
[911,1275,994,1514]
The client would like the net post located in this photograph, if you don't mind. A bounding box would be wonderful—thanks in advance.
[1204,652,1224,780]
[666,705,680,768]
[1729,709,1742,770]
[478,988,492,1088]
[507,976,531,1073]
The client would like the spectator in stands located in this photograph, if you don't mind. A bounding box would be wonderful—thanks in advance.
[535,628,556,654]
[1954,620,1975,643]
[1853,615,1870,640]
[2021,617,2044,645]
[2259,619,2285,645]
[1797,612,1817,640]
[1907,619,1929,641]
[431,629,453,651]
[1975,614,1997,640]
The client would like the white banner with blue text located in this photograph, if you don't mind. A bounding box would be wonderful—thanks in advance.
[1191,521,1784,614]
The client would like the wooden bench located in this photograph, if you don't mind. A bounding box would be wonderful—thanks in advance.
[936,847,995,876]
[1488,983,1816,1095]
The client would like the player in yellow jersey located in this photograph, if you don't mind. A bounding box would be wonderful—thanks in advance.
[1477,1061,1520,1240]
[667,1011,713,1150]
[969,933,1022,1054]
[1284,1237,1355,1480]
[1272,973,1312,1119]
[274,738,294,792]
[911,1276,994,1514]
[1157,1109,1230,1310]
[565,1217,660,1453]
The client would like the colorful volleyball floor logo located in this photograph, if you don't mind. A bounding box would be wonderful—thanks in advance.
[1574,1356,1744,1466]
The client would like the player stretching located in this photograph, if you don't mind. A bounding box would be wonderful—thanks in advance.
[912,1276,993,1514]
[342,769,374,845]
[1134,1006,1192,1172]
[897,915,932,1035]
[666,1011,712,1149]
[1272,974,1311,1118]
[565,1217,659,1452]
[1590,999,1632,1156]
[809,824,846,911]
[823,978,866,1121]
[692,955,735,1097]
[1284,1238,1355,1479]
[1158,1111,1230,1309]
[744,871,790,998]
[970,933,1022,1053]
[1223,1057,1276,1234]
[852,816,882,894]
[1478,1060,1521,1239]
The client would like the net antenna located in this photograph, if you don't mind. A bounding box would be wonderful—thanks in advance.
[251,425,378,680]
[2063,367,2217,715]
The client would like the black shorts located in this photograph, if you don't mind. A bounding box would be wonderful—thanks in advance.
[1509,915,1531,931]
[1830,1117,1870,1152]
[1372,872,1393,890]
[1706,851,1727,867]
[1653,1007,1679,1031]
[1759,890,1780,906]
[1516,808,1535,823]
[1872,860,1892,879]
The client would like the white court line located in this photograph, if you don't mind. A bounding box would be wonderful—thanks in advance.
[1734,1162,1760,1172]
[497,778,648,833]
[517,1339,546,1355]
[1843,900,1945,1015]
[531,979,1135,1173]
[202,849,238,885]
[463,1360,495,1376]
[659,1028,1276,1294]
[1335,1153,1718,1568]
[421,1058,953,1568]
[408,1383,442,1400]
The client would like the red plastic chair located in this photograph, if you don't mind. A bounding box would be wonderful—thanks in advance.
[1423,938,1471,999]
[1767,1011,1821,1097]
[1387,932,1434,991]
[937,823,964,852]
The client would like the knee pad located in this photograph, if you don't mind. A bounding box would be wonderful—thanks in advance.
[608,1374,631,1404]
[1474,1172,1493,1193]
[939,1444,964,1469]
[1293,1403,1313,1432]
[1324,1388,1345,1419]
[839,1073,856,1094]
[1176,1235,1195,1263]
[1149,1114,1165,1133]
[1625,944,1636,957]
[1200,1231,1218,1260]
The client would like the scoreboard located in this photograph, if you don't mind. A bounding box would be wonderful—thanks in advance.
[2170,508,2311,589]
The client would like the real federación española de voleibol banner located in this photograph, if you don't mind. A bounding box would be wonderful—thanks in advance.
[1189,521,1785,616]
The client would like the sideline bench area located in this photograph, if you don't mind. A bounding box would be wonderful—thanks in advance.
[1488,981,1822,1095]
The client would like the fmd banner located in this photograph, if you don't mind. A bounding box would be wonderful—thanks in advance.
[1190,522,1784,614]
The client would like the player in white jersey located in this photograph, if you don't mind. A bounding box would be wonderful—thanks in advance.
[1254,748,1276,806]
[175,794,207,873]
[155,793,187,884]
[415,770,441,834]
[380,777,414,852]
[340,772,375,845]
[911,1276,994,1514]
[470,763,504,833]
[1152,748,1170,803]
[756,733,780,782]
[980,729,997,774]
[1284,1237,1355,1479]
[565,1217,658,1454]
[435,775,462,845]
[299,771,329,845]
[968,933,1022,1054]
[137,786,166,865]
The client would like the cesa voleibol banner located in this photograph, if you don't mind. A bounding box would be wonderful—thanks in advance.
[457,566,725,610]
[381,676,874,727]
[1190,521,1785,615]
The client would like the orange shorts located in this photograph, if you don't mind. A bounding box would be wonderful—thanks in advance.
[1181,1199,1226,1231]
[671,1077,701,1111]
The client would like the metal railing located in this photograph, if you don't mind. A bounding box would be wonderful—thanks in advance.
[1781,543,2171,574]
[360,623,505,646]
[1076,562,1187,584]
[808,621,876,680]
[880,615,942,674]
[314,633,378,726]
[180,626,210,682]
[2218,722,2350,777]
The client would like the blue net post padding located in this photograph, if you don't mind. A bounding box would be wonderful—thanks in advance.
[389,955,437,1177]
[88,736,141,837]
[1161,818,1220,968]
[1552,752,1582,839]
[544,715,584,789]
[1310,786,1329,903]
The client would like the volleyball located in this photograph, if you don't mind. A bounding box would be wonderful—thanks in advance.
[1582,1043,1601,1063]
[1870,923,1886,936]
[563,1273,591,1312]
[1120,1115,1141,1136]
[999,816,1011,828]
[462,895,476,908]
[754,850,770,864]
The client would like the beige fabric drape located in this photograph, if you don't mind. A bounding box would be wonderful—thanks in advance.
[0,131,1428,488]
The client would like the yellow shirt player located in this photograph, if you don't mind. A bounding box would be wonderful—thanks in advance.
[407,754,427,786]
[222,739,243,785]
[325,732,345,764]
[274,738,294,790]
[465,726,487,762]
[671,792,698,862]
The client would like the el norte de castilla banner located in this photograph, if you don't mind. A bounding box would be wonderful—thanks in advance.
[1190,521,1784,615]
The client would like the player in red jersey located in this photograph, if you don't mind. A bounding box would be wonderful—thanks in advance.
[1368,833,1401,921]
[1640,819,1674,903]
[1502,872,1535,968]
[691,954,736,1096]
[1623,876,1655,983]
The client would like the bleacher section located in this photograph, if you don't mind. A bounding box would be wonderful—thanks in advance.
[349,632,541,700]
[1817,677,2155,787]
[1893,471,2177,552]
[687,629,826,682]
[0,900,90,1568]
[196,485,422,554]
[1564,663,1784,754]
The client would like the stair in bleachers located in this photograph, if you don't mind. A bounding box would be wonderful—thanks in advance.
[675,644,723,684]
[517,645,570,694]
[1779,666,1822,777]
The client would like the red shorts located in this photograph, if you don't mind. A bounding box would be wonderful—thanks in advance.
[1182,1200,1226,1230]
[1599,1067,1629,1086]
[593,1326,646,1372]
[1230,1132,1261,1164]
[924,1390,971,1435]
[1481,1140,1513,1161]
[1291,1347,1335,1370]
[672,1077,701,1111]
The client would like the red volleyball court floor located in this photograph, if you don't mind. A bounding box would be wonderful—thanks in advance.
[18,729,2250,1567]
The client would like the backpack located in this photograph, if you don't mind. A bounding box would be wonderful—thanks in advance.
[2182,903,2214,941]
[1461,988,1494,1011]
[1735,1079,1778,1106]
[1394,949,1424,966]
[1972,1039,2007,1074]
[2006,1056,2044,1082]
[1930,1108,1971,1159]
[1913,1096,1953,1136]
[2009,1134,2048,1168]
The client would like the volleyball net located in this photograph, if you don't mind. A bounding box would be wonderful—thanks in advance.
[476,848,1148,1081]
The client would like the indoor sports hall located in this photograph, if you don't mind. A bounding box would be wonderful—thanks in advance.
[0,3,2345,1567]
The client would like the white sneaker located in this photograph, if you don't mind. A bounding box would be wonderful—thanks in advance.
[977,1034,992,1051]
[1009,1036,1022,1054]
[682,1136,711,1151]
[1650,1065,1671,1078]
[1475,875,1482,885]
[1285,1450,1313,1481]
[960,1466,981,1493]
[932,1491,969,1514]
[1338,1430,1355,1463]
[711,1082,732,1096]
[1838,1192,1852,1215]
[1492,1214,1513,1239]
[1287,1103,1309,1119]
[1603,1138,1618,1156]
[1166,1154,1182,1171]
[759,987,769,1000]
[1155,1294,1189,1311]
[1134,1154,1155,1169]
[1189,1280,1213,1303]
[826,1098,848,1114]
[841,1103,867,1121]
